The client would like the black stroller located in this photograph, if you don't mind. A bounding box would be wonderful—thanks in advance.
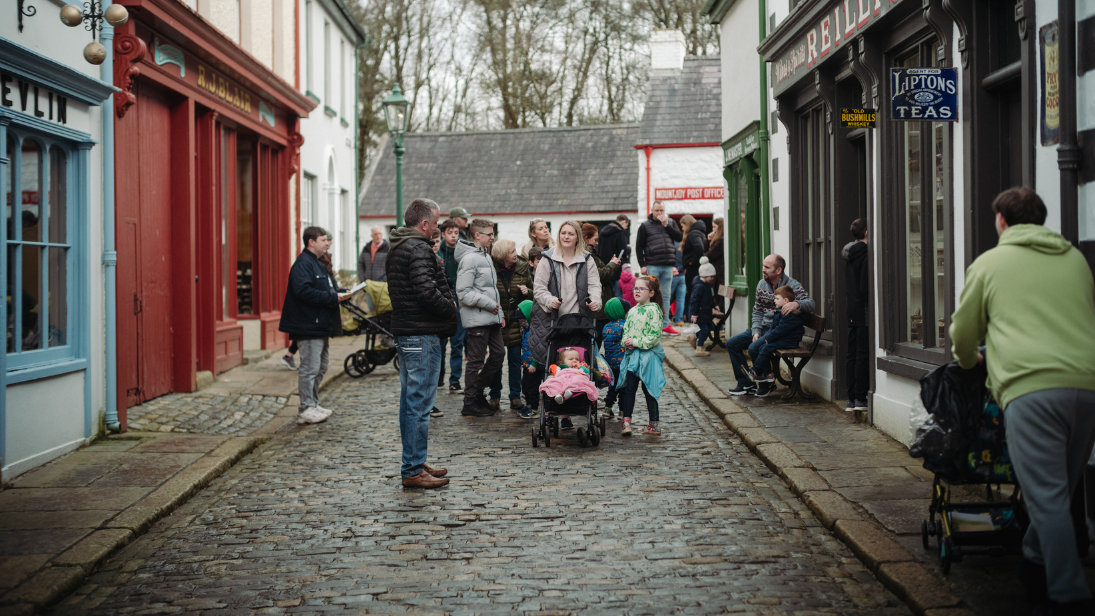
[912,362,1026,574]
[340,281,399,377]
[531,313,607,448]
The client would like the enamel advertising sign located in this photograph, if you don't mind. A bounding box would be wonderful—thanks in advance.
[890,67,958,121]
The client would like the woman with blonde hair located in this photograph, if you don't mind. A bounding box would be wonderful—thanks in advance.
[487,238,534,415]
[528,221,602,423]
[520,218,554,258]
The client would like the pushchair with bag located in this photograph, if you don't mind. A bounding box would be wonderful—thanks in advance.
[531,313,607,449]
[911,360,1027,574]
[341,280,399,376]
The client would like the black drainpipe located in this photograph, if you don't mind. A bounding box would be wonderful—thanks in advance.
[1058,0,1080,246]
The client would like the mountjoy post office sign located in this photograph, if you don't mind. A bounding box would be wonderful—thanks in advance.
[890,67,957,121]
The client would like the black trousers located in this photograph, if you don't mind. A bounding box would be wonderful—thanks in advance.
[846,323,870,402]
[619,371,659,422]
[464,324,505,404]
[522,367,541,410]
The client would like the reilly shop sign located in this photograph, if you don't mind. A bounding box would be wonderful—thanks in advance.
[771,0,908,96]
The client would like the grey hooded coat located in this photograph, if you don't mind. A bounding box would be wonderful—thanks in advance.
[455,240,504,329]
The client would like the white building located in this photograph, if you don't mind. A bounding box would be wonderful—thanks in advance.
[298,0,365,275]
[705,0,1095,445]
[1,6,116,479]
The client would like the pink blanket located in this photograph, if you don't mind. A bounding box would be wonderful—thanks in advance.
[538,368,600,402]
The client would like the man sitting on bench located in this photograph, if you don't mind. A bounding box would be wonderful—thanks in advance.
[726,254,815,397]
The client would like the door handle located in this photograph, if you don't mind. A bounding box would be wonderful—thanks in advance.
[134,292,143,315]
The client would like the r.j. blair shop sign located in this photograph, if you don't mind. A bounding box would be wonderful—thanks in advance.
[771,0,908,96]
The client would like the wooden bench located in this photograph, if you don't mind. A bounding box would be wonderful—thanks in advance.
[772,312,826,402]
[703,285,737,351]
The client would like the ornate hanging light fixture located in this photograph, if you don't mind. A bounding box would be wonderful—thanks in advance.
[58,2,130,65]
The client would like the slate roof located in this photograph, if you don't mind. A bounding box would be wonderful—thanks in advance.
[358,124,641,216]
[635,56,722,146]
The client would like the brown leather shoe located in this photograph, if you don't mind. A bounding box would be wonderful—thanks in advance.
[424,464,448,477]
[401,470,449,488]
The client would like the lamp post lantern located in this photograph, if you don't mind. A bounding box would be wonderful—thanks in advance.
[382,83,410,225]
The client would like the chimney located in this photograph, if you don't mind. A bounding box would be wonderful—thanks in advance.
[650,29,686,71]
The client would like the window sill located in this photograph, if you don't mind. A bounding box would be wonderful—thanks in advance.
[6,358,88,385]
[877,354,936,381]
[324,105,338,118]
[306,91,321,104]
[340,117,349,128]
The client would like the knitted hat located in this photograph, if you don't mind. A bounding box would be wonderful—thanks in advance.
[605,297,628,320]
[518,299,533,321]
[698,256,717,278]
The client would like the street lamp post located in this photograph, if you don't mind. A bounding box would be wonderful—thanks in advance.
[382,84,410,225]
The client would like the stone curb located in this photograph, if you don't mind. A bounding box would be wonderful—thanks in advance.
[663,349,968,616]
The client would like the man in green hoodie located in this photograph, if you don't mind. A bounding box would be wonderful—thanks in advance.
[950,187,1095,613]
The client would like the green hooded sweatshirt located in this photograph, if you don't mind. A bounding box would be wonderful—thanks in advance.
[950,224,1095,409]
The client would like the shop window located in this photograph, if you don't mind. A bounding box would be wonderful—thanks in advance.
[237,140,254,315]
[4,130,76,368]
[886,37,952,362]
[792,105,830,320]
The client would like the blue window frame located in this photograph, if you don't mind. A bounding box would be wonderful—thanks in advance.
[2,125,85,371]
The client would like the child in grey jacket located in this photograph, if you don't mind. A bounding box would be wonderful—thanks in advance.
[455,219,505,416]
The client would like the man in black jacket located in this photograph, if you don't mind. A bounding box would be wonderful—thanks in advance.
[635,201,682,328]
[598,215,631,299]
[279,227,349,425]
[841,218,870,412]
[388,198,459,489]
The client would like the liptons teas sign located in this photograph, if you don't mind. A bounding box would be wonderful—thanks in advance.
[771,0,907,96]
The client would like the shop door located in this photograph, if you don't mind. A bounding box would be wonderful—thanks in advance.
[117,82,175,407]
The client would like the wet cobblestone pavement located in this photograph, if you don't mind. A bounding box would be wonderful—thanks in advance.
[125,393,289,435]
[55,366,909,615]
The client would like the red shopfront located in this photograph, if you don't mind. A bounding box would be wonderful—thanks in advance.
[111,1,314,418]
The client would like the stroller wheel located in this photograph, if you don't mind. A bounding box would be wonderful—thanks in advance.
[531,427,539,448]
[551,417,559,438]
[921,520,931,550]
[355,350,376,375]
[576,427,588,447]
[599,417,607,436]
[543,426,550,448]
[344,353,365,378]
[393,355,399,373]
[589,426,600,447]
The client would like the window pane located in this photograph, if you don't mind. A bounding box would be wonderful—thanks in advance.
[49,147,67,244]
[5,137,13,239]
[21,140,41,242]
[48,246,67,347]
[237,140,254,315]
[738,173,747,277]
[902,54,924,344]
[22,246,43,349]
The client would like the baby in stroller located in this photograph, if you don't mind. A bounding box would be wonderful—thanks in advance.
[539,347,600,405]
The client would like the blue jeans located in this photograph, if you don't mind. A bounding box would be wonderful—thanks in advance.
[751,340,800,375]
[442,314,465,387]
[489,344,523,402]
[645,264,674,327]
[695,323,712,348]
[613,280,624,302]
[671,275,686,322]
[727,328,767,388]
[396,335,442,478]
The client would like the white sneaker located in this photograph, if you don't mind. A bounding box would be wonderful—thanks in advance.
[314,405,333,418]
[297,407,328,424]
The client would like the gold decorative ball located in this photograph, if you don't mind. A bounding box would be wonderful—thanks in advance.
[59,4,84,27]
[104,4,129,27]
[83,41,107,65]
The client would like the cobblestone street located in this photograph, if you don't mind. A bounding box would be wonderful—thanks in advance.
[55,366,909,615]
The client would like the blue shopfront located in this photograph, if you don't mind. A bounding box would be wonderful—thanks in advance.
[0,37,115,480]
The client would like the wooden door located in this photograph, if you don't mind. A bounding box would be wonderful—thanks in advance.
[116,81,175,407]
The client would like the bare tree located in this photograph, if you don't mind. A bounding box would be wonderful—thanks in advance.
[636,0,719,56]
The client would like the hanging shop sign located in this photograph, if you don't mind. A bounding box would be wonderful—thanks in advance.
[1039,21,1060,146]
[770,0,908,96]
[654,187,725,201]
[890,68,957,121]
[840,108,876,128]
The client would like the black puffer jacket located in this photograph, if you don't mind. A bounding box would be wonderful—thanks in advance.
[386,227,458,337]
[636,214,682,267]
[279,249,341,338]
[842,240,869,325]
[682,219,709,274]
[597,221,630,276]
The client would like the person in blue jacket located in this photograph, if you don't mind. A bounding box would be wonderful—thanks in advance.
[279,226,350,425]
[688,257,717,357]
[749,286,804,397]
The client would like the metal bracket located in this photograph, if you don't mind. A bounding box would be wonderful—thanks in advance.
[18,0,36,33]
